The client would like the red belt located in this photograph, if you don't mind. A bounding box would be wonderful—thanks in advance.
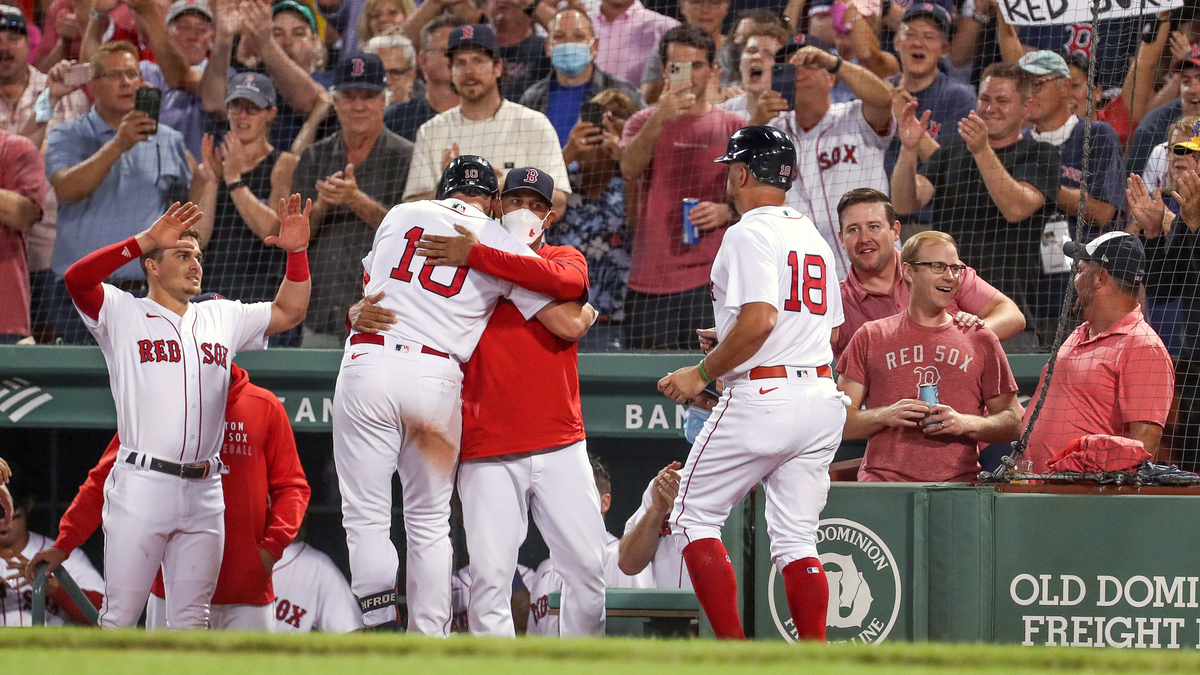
[748,365,833,380]
[348,333,451,359]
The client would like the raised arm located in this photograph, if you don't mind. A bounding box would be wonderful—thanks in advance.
[620,85,690,187]
[201,0,239,114]
[891,100,936,214]
[792,45,893,131]
[1129,17,1170,123]
[416,225,589,300]
[618,462,681,576]
[50,112,157,204]
[848,8,899,79]
[960,112,1045,222]
[263,194,313,335]
[130,0,203,94]
[243,0,324,114]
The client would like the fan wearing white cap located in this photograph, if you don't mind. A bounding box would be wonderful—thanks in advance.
[1020,231,1175,473]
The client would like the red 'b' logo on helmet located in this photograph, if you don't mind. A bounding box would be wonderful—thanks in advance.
[462,25,474,39]
[781,165,792,177]
[352,58,365,77]
[524,168,539,183]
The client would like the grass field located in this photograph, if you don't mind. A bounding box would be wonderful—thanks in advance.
[4,630,1200,674]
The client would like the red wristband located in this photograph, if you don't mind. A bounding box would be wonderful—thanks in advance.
[285,249,310,282]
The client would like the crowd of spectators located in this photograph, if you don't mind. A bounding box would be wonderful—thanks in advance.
[4,0,1200,456]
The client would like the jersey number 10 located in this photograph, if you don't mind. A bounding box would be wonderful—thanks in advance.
[784,252,826,315]
[389,226,469,297]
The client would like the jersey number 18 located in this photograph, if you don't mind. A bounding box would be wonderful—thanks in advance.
[783,252,826,315]
[389,226,469,298]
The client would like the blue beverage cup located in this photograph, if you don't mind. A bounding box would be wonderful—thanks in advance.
[918,383,939,408]
[682,198,700,245]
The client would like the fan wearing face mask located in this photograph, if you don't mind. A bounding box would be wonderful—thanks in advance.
[353,167,607,637]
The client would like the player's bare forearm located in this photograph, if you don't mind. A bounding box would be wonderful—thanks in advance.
[1127,422,1164,461]
[267,276,310,335]
[978,292,1026,340]
[702,302,777,380]
[972,148,1044,222]
[618,510,667,576]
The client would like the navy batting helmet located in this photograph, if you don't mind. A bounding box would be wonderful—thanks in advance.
[713,126,796,189]
[437,155,499,200]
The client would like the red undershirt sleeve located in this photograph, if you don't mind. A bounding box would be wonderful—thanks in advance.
[466,244,588,302]
[62,236,144,320]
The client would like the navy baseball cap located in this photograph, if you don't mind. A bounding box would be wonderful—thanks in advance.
[446,23,499,59]
[902,2,952,34]
[778,33,832,62]
[331,52,388,92]
[1063,231,1146,284]
[225,72,276,108]
[501,167,554,206]
[0,5,26,35]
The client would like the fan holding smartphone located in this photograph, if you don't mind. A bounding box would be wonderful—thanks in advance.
[715,26,791,125]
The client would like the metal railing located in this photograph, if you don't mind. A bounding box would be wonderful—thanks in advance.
[30,561,100,626]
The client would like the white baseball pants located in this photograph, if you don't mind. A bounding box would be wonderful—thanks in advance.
[670,375,846,569]
[332,342,463,634]
[99,458,224,629]
[145,596,274,631]
[458,441,607,637]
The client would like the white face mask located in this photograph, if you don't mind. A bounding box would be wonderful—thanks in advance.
[500,208,547,246]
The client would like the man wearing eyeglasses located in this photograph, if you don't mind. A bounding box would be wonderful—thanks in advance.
[836,230,1022,483]
[1018,50,1125,348]
[44,40,195,344]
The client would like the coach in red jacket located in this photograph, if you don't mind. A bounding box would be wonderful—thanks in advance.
[352,168,607,637]
[29,363,311,630]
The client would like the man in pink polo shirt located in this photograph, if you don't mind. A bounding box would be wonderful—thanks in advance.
[834,188,1027,360]
[590,0,678,88]
[0,128,48,343]
[619,24,745,349]
[1022,232,1175,473]
[837,231,1022,483]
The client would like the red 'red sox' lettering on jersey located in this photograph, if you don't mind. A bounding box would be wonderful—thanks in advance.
[138,339,182,363]
[275,598,308,628]
[201,342,230,368]
[816,144,858,171]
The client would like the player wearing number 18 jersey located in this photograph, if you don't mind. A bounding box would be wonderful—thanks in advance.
[332,156,595,633]
[658,127,846,641]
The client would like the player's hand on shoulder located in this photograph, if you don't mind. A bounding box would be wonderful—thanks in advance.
[25,546,68,583]
[658,365,707,404]
[265,193,313,252]
[349,291,398,334]
[920,404,968,436]
[417,224,477,267]
[142,201,204,251]
[650,461,683,513]
[879,398,930,428]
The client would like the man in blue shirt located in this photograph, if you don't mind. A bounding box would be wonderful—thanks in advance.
[44,41,195,344]
[885,3,976,181]
[1019,50,1125,346]
[1128,47,1200,177]
[519,8,642,146]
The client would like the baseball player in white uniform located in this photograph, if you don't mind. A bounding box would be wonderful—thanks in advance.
[658,126,847,641]
[1,490,105,627]
[770,43,896,280]
[53,198,312,629]
[332,155,596,633]
[271,543,362,633]
[618,461,692,590]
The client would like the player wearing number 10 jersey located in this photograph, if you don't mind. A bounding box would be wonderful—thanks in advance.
[332,155,596,634]
[657,127,846,641]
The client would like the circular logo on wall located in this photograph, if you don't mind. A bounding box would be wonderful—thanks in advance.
[768,517,901,644]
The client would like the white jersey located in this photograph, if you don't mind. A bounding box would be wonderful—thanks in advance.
[709,205,844,382]
[1143,142,1167,194]
[82,286,272,462]
[271,543,361,633]
[771,100,895,279]
[623,485,692,590]
[359,198,554,362]
[450,564,536,633]
[1,532,105,627]
[526,533,654,636]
